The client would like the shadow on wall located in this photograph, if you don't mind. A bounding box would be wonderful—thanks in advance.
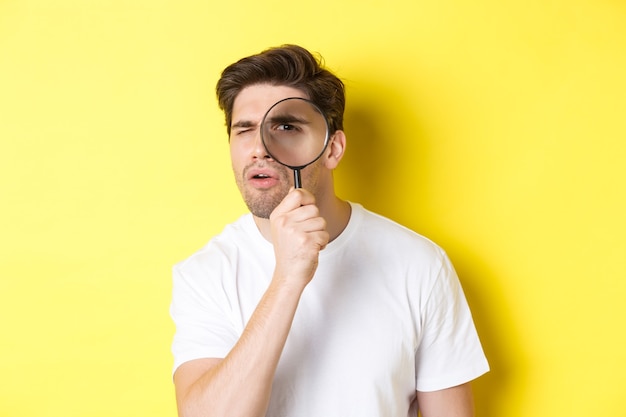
[338,78,518,417]
[447,242,526,416]
[336,79,432,223]
[336,101,396,211]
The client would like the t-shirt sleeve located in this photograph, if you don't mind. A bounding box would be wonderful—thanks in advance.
[170,256,239,374]
[414,252,489,391]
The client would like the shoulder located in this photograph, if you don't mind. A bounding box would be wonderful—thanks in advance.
[351,203,446,260]
[173,213,260,278]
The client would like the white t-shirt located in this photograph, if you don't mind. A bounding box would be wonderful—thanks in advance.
[171,203,489,417]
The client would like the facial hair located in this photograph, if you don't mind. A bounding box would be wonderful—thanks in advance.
[235,162,291,219]
[234,160,322,219]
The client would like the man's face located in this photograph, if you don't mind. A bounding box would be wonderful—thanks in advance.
[230,84,317,219]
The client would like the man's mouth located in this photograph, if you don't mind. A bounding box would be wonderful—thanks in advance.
[247,168,280,189]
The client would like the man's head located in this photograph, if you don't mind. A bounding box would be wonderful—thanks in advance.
[216,44,345,136]
[217,46,347,220]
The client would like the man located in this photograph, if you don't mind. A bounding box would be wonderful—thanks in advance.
[170,44,489,417]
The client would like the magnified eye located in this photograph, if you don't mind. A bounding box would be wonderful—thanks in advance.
[274,123,301,133]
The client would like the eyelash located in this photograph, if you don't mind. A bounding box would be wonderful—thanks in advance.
[235,128,253,136]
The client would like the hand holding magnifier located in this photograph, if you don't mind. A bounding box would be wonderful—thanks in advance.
[260,97,330,189]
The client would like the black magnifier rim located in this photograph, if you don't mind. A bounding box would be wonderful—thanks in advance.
[260,97,331,170]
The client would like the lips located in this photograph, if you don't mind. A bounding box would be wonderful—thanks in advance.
[247,168,277,180]
[246,166,281,188]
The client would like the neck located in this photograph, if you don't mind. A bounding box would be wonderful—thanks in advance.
[253,194,351,244]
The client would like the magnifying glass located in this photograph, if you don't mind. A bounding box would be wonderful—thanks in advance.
[260,97,330,189]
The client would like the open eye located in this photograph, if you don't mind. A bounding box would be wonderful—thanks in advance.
[275,123,300,132]
[276,123,292,131]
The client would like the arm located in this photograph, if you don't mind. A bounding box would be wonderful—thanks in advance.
[174,276,305,417]
[173,189,329,417]
[416,383,475,417]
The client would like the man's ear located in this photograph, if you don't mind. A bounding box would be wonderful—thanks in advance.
[324,130,347,169]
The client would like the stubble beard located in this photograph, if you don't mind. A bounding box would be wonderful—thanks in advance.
[236,165,291,219]
[242,187,288,219]
[235,161,322,219]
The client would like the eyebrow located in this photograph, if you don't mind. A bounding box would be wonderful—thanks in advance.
[265,114,309,125]
[231,120,257,130]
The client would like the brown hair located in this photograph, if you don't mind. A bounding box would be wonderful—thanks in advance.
[216,44,345,136]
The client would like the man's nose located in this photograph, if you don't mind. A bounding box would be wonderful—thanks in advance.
[252,129,271,160]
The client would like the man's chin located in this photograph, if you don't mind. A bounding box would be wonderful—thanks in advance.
[242,191,285,219]
[246,203,274,219]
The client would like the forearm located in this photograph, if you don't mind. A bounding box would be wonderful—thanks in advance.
[176,190,327,417]
[416,383,475,417]
[177,278,304,417]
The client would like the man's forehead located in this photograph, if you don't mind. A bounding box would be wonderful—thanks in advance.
[232,84,309,123]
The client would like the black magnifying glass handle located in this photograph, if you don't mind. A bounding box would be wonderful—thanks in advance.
[293,168,302,189]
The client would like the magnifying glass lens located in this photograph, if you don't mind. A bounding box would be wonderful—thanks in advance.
[261,98,329,169]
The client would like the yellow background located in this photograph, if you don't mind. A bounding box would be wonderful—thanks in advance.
[1,1,625,416]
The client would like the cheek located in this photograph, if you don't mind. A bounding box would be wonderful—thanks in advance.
[229,143,245,169]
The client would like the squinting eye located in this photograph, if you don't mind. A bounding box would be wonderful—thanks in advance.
[235,128,253,136]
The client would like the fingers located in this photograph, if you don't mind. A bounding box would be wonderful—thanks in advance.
[270,188,316,218]
[269,188,329,286]
[270,189,326,236]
